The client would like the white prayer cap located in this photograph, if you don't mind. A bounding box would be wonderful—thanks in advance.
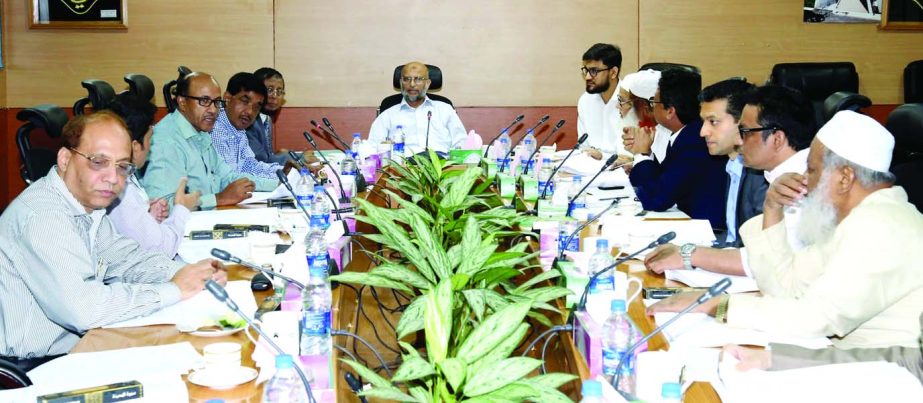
[623,69,661,100]
[816,110,894,173]
[618,73,634,94]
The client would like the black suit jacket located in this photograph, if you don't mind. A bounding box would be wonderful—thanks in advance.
[716,166,769,247]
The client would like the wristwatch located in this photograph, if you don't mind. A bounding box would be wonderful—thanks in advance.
[715,295,730,323]
[680,243,696,270]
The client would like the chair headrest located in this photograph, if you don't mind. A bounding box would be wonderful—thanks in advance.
[639,62,701,75]
[392,64,443,91]
[887,103,923,154]
[904,60,923,104]
[79,79,116,110]
[822,91,871,123]
[123,74,155,101]
[770,62,858,102]
[16,104,69,138]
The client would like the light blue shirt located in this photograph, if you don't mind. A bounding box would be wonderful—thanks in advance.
[368,96,467,154]
[143,110,277,210]
[209,109,282,180]
[725,155,744,244]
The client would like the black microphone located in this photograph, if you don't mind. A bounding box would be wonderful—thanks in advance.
[425,110,432,152]
[205,280,317,403]
[321,117,354,151]
[570,232,677,324]
[525,114,550,136]
[566,153,622,217]
[522,119,566,175]
[289,163,350,236]
[499,116,547,173]
[211,248,305,290]
[344,372,369,403]
[483,114,525,157]
[539,133,589,199]
[611,277,732,399]
[287,150,306,171]
[302,132,350,203]
[277,169,313,228]
[556,199,623,262]
[309,120,348,152]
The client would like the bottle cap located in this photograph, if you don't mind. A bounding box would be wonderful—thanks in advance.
[314,184,325,192]
[542,157,551,163]
[352,132,361,138]
[596,238,609,250]
[581,380,602,397]
[396,125,403,129]
[662,382,682,398]
[610,299,626,312]
[275,354,295,369]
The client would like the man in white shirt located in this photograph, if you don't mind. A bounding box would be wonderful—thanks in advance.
[645,85,816,276]
[577,43,627,159]
[368,61,466,155]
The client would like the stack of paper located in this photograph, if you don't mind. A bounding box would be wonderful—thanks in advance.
[103,281,258,329]
[666,269,759,294]
[240,169,302,204]
[653,312,832,349]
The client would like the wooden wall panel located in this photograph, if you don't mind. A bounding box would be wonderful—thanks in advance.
[274,0,640,107]
[638,0,923,104]
[3,0,275,107]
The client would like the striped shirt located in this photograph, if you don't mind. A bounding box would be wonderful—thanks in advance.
[0,168,183,359]
[107,174,190,257]
[209,109,282,179]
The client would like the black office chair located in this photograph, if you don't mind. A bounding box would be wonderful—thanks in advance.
[769,62,859,127]
[904,60,923,104]
[122,73,155,101]
[378,64,453,115]
[16,105,69,184]
[887,103,923,213]
[163,66,192,113]
[0,358,32,390]
[822,91,872,123]
[639,62,701,75]
[72,79,116,116]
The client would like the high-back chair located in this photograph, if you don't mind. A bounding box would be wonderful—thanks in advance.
[72,79,115,116]
[16,104,69,184]
[378,64,453,115]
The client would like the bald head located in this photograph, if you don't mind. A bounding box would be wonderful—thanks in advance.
[400,61,430,107]
[176,72,222,133]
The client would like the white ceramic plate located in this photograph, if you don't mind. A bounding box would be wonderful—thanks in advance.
[189,325,247,338]
[188,367,258,389]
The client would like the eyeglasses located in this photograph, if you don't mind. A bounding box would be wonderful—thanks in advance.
[647,98,666,108]
[267,87,286,97]
[581,66,613,78]
[401,76,430,86]
[69,148,137,177]
[181,94,226,109]
[616,96,632,107]
[738,125,780,136]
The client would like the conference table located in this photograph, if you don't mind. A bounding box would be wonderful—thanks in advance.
[70,172,723,403]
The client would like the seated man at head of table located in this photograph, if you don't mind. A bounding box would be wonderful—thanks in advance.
[577,43,629,160]
[644,84,817,276]
[142,72,278,209]
[209,72,286,180]
[650,111,923,349]
[622,68,728,229]
[368,61,467,155]
[248,67,293,165]
[106,92,201,257]
[0,111,227,372]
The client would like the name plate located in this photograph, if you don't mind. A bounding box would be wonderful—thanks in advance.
[496,173,516,198]
[536,199,567,218]
[38,380,143,403]
[482,160,498,180]
[520,177,539,201]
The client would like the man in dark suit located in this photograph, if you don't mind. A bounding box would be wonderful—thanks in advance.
[623,68,728,228]
[248,67,293,165]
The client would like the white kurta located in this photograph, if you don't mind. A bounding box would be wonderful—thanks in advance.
[731,187,923,349]
[577,92,626,157]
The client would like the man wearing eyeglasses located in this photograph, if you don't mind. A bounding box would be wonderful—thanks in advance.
[368,61,466,155]
[248,67,293,165]
[0,111,227,371]
[577,43,629,160]
[143,72,278,209]
[209,72,285,180]
[645,85,816,278]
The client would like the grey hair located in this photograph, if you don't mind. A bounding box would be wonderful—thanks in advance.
[822,148,896,188]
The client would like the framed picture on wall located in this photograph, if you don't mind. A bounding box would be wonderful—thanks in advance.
[880,0,923,30]
[30,0,127,30]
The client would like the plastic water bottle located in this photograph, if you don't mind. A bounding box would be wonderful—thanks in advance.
[294,168,313,208]
[602,299,639,394]
[579,380,604,403]
[569,175,587,215]
[350,132,363,159]
[559,220,580,253]
[537,157,554,198]
[262,354,306,403]
[520,129,536,173]
[662,382,683,403]
[496,129,511,172]
[392,125,406,164]
[301,223,331,356]
[588,239,615,293]
[310,184,330,230]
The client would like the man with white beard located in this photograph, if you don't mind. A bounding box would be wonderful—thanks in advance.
[650,111,923,349]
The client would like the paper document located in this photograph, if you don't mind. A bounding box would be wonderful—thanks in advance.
[653,312,831,349]
[104,281,258,329]
[558,152,606,176]
[666,269,758,294]
[177,207,283,263]
[599,217,715,259]
[239,169,302,204]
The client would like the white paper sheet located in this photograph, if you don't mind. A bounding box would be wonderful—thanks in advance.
[104,281,258,329]
[177,207,283,263]
[239,169,302,204]
[599,217,715,259]
[666,269,759,294]
[715,358,923,403]
[653,312,832,349]
[558,152,607,177]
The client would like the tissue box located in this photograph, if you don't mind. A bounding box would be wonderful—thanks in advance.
[575,310,605,379]
[449,149,481,164]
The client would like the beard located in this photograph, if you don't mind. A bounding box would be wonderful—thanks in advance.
[402,88,427,103]
[586,80,610,94]
[796,170,839,246]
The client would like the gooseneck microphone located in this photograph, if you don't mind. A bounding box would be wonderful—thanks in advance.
[539,133,589,199]
[483,114,525,157]
[498,115,549,173]
[611,277,732,399]
[287,150,306,171]
[424,110,432,152]
[569,231,677,325]
[556,199,623,262]
[285,166,350,235]
[211,248,305,290]
[302,132,350,203]
[277,169,312,226]
[309,120,348,152]
[566,153,623,217]
[525,114,550,136]
[522,119,566,175]
[205,280,316,403]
